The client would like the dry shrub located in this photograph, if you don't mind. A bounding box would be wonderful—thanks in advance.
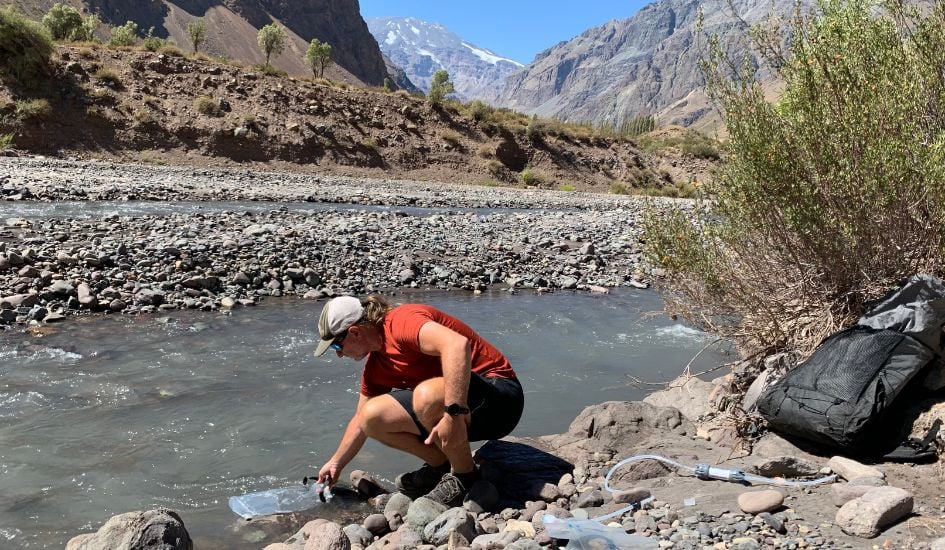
[644,0,945,358]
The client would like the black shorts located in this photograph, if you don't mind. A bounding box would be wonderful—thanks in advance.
[390,373,524,442]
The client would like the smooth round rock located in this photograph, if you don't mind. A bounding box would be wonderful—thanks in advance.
[737,489,785,514]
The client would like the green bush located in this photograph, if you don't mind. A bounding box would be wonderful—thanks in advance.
[42,3,82,41]
[467,100,493,121]
[520,167,545,187]
[108,21,138,47]
[645,0,945,356]
[255,64,287,77]
[194,95,220,116]
[14,98,51,119]
[141,27,166,52]
[610,182,630,195]
[559,184,576,192]
[92,67,122,88]
[0,7,54,86]
[0,132,13,149]
[74,14,100,42]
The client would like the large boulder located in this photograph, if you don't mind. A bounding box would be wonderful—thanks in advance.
[643,375,717,422]
[64,509,191,550]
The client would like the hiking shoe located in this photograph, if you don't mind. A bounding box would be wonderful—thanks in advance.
[422,472,470,507]
[395,462,450,499]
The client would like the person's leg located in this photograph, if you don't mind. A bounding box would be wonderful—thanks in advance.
[411,377,475,474]
[359,393,447,465]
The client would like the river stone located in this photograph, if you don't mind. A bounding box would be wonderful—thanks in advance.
[849,476,887,487]
[422,507,476,546]
[362,513,389,536]
[576,489,604,508]
[109,298,127,311]
[730,537,761,550]
[49,280,75,296]
[836,486,913,538]
[384,492,412,518]
[737,490,784,514]
[1,293,38,308]
[64,508,192,550]
[613,487,651,504]
[303,520,349,550]
[506,539,543,550]
[405,497,448,528]
[350,470,387,498]
[504,519,536,538]
[18,265,39,278]
[463,479,498,513]
[832,483,875,507]
[471,531,521,548]
[520,500,547,522]
[220,296,236,309]
[0,309,14,323]
[749,455,821,478]
[343,523,373,547]
[57,251,77,265]
[828,456,884,481]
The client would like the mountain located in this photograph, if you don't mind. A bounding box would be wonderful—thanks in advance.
[367,16,523,103]
[3,0,391,86]
[497,0,800,130]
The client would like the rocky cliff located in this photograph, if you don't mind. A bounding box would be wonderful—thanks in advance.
[497,0,802,130]
[4,0,391,86]
[367,16,524,103]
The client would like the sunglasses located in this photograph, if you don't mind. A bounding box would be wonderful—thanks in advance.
[328,331,348,353]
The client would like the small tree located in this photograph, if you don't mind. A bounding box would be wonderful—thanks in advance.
[256,23,286,68]
[42,3,82,41]
[73,13,101,42]
[304,38,332,78]
[428,69,454,105]
[109,21,139,47]
[187,18,207,55]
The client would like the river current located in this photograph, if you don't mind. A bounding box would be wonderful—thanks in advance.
[0,288,729,548]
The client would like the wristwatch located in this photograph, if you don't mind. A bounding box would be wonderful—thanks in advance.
[445,403,471,417]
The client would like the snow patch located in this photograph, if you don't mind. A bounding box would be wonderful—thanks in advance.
[461,42,523,67]
[416,48,443,67]
[385,31,398,45]
[411,25,421,35]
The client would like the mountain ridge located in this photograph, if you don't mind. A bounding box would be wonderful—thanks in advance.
[367,16,523,103]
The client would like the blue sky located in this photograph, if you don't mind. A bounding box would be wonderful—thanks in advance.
[359,0,651,65]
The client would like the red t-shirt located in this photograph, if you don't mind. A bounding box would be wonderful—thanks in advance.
[360,304,515,397]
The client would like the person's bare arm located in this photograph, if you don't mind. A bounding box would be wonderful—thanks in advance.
[318,392,369,486]
[418,321,471,407]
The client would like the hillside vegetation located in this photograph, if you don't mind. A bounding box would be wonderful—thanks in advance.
[645,0,945,358]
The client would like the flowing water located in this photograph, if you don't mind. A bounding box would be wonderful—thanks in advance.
[0,289,730,548]
[0,200,562,221]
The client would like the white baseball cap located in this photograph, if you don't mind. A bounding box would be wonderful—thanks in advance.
[314,296,364,357]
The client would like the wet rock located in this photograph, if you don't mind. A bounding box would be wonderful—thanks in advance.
[64,508,192,550]
[827,456,884,481]
[737,490,784,514]
[836,486,913,538]
[350,470,388,498]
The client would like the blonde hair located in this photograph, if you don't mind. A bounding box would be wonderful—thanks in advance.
[360,294,395,327]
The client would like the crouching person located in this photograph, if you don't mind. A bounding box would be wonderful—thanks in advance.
[313,295,524,506]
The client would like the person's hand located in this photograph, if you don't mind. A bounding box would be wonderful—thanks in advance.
[425,414,467,451]
[318,461,341,487]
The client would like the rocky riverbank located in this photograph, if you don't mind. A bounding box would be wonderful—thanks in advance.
[66,377,945,550]
[0,156,674,327]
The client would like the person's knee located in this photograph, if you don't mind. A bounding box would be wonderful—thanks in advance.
[412,378,445,427]
[359,397,391,437]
